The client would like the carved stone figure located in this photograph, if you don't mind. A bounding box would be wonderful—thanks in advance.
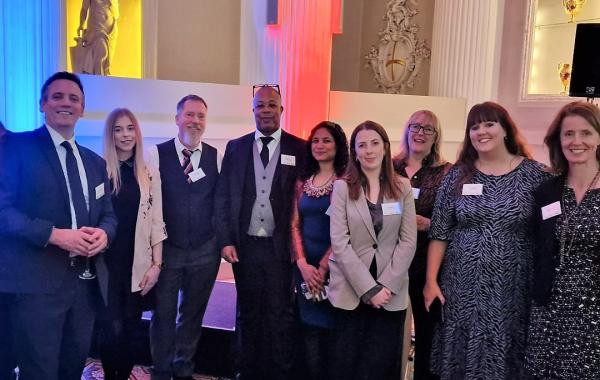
[366,0,431,94]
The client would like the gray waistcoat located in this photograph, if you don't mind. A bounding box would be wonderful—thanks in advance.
[247,141,280,237]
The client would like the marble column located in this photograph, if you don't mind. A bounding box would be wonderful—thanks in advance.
[428,0,505,110]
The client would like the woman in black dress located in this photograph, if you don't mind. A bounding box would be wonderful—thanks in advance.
[526,101,600,379]
[98,108,167,380]
[393,110,451,380]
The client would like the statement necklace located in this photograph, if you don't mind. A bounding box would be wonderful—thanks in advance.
[303,173,335,198]
[558,169,600,262]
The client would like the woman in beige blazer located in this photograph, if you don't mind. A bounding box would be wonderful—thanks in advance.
[97,108,167,380]
[329,120,417,380]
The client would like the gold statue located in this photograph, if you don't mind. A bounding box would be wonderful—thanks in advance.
[562,0,586,23]
[558,63,572,95]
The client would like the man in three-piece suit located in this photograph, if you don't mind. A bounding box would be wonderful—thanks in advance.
[0,72,117,380]
[147,95,222,380]
[215,85,306,380]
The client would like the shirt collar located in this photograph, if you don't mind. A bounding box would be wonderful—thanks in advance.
[46,124,76,149]
[254,128,282,143]
[175,135,202,153]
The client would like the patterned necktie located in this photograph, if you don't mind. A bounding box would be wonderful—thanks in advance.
[182,148,194,184]
[260,136,274,168]
[61,141,89,228]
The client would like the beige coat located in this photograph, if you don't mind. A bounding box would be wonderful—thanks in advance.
[329,178,416,311]
[130,162,167,292]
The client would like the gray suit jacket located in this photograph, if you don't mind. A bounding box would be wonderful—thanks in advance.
[328,178,417,311]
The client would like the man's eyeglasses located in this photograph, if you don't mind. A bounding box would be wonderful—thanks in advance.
[408,123,436,135]
[253,84,281,97]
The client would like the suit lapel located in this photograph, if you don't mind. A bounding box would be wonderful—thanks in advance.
[238,134,255,197]
[354,189,377,241]
[278,131,293,192]
[35,127,71,215]
[379,195,400,241]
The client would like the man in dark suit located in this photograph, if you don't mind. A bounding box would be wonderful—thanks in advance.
[215,85,306,380]
[0,121,17,380]
[148,95,222,380]
[0,72,117,380]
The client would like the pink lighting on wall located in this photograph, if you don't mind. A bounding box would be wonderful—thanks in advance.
[266,0,343,138]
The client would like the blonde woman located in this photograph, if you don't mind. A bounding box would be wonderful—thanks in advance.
[97,108,167,380]
[393,110,451,380]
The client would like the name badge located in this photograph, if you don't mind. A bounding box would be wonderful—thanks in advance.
[381,202,402,216]
[95,183,105,199]
[325,205,332,216]
[281,154,296,166]
[541,201,562,220]
[462,183,483,196]
[412,187,421,199]
[188,168,206,183]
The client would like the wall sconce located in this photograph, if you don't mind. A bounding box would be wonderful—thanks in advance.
[562,0,586,23]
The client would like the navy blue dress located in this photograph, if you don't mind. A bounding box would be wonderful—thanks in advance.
[294,192,336,329]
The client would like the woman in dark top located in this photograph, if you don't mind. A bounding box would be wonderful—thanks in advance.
[526,101,600,379]
[393,110,451,380]
[98,108,167,380]
[290,121,349,380]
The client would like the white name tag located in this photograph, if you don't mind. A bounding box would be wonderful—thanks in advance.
[412,187,421,199]
[381,202,402,216]
[95,183,105,199]
[325,205,332,216]
[188,168,206,183]
[541,201,562,220]
[281,154,296,166]
[462,183,483,196]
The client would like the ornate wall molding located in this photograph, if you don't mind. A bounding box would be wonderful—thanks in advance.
[365,0,431,94]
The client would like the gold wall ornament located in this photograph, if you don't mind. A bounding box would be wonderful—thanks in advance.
[558,63,572,94]
[365,0,431,94]
[562,0,586,23]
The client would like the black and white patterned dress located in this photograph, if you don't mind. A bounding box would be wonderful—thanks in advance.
[526,188,600,379]
[429,159,550,380]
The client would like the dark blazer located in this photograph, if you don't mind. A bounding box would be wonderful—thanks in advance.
[531,175,563,305]
[0,127,117,303]
[215,130,305,260]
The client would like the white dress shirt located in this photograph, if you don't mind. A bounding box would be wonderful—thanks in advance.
[46,125,89,230]
[148,135,223,173]
[254,128,282,161]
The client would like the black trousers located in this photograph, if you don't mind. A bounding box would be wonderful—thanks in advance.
[233,236,294,380]
[409,273,440,380]
[95,292,146,380]
[296,323,334,380]
[331,303,406,380]
[10,268,100,380]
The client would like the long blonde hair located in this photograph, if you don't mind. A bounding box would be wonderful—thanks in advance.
[102,108,150,194]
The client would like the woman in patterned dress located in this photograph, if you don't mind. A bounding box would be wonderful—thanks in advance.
[423,102,551,380]
[290,121,349,380]
[394,110,451,380]
[97,108,167,380]
[526,101,600,379]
